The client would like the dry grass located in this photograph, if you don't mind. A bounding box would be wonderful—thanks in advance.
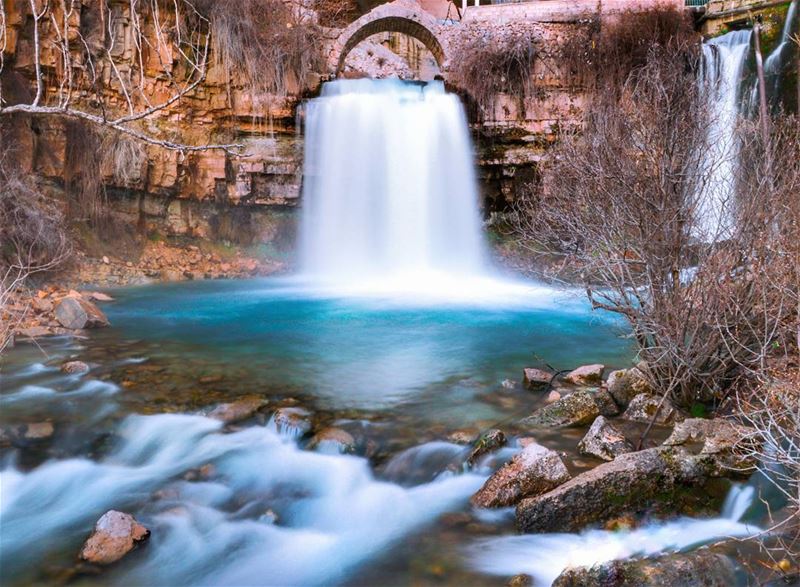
[449,29,538,119]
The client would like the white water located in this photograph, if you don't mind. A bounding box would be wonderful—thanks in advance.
[466,483,760,586]
[298,78,548,304]
[762,0,799,103]
[695,30,752,241]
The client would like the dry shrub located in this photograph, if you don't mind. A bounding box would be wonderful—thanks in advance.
[313,0,361,28]
[450,28,538,118]
[192,0,322,99]
[562,4,699,91]
[513,40,800,410]
[64,120,106,226]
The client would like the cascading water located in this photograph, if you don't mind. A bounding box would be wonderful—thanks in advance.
[299,78,527,300]
[762,0,799,104]
[694,30,752,240]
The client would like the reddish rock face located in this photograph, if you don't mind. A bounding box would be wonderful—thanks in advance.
[79,511,150,565]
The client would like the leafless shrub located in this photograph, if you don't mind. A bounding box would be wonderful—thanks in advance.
[562,5,699,92]
[192,0,322,101]
[513,42,800,410]
[449,29,538,119]
[313,0,361,28]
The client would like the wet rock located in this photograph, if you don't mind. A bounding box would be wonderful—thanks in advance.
[270,407,313,438]
[79,510,150,565]
[307,427,356,454]
[448,429,479,445]
[578,416,634,461]
[0,422,55,445]
[54,297,110,330]
[663,418,756,473]
[622,394,681,425]
[564,364,604,386]
[471,442,571,508]
[23,422,55,440]
[502,379,517,390]
[467,429,507,466]
[607,367,653,408]
[523,368,553,389]
[507,574,533,587]
[520,390,600,428]
[552,549,742,586]
[61,360,90,374]
[207,397,266,424]
[516,446,694,533]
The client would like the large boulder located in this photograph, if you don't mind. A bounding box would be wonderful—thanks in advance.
[607,367,653,408]
[516,446,696,533]
[564,364,605,385]
[520,390,600,428]
[663,418,756,474]
[523,368,553,389]
[54,297,109,330]
[471,442,571,508]
[79,510,149,565]
[622,394,681,425]
[578,416,634,461]
[553,550,743,586]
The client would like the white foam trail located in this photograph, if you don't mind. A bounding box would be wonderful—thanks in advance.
[0,414,485,585]
[465,483,759,586]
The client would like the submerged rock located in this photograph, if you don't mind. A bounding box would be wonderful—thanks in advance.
[307,428,356,454]
[61,360,90,374]
[471,442,570,508]
[516,446,693,533]
[578,416,634,461]
[622,394,681,425]
[564,364,605,386]
[523,368,553,389]
[467,429,507,466]
[54,297,109,330]
[552,550,742,586]
[207,397,266,424]
[270,407,313,438]
[79,510,149,565]
[520,390,600,428]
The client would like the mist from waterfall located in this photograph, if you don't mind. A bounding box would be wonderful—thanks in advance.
[694,30,752,241]
[298,79,545,303]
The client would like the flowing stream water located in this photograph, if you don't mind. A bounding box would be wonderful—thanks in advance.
[0,79,769,585]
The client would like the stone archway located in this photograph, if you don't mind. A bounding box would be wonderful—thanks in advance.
[327,0,448,75]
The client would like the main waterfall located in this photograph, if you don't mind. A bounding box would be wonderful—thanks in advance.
[299,79,490,296]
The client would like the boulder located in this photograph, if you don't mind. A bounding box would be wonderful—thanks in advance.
[593,389,621,417]
[607,367,653,408]
[520,390,600,428]
[54,297,110,330]
[516,446,693,533]
[552,550,742,586]
[663,418,756,474]
[578,416,634,461]
[307,427,356,454]
[564,364,604,385]
[471,442,571,508]
[523,368,553,389]
[622,394,681,425]
[79,510,150,565]
[61,360,90,374]
[467,429,507,466]
[207,397,266,424]
[270,407,313,438]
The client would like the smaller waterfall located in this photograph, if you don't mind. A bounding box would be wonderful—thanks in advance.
[694,30,752,241]
[763,0,799,103]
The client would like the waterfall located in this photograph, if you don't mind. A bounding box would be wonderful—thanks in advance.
[299,79,486,291]
[763,0,799,103]
[694,30,752,241]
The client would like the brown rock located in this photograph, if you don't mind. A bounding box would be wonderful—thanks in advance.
[564,364,605,385]
[85,291,114,302]
[663,418,756,473]
[307,428,356,454]
[23,422,54,440]
[523,368,553,389]
[467,429,507,466]
[607,367,653,407]
[80,511,149,565]
[622,394,681,425]
[32,297,53,313]
[270,407,313,438]
[471,442,571,508]
[54,297,110,330]
[577,416,634,461]
[61,360,90,374]
[207,397,266,424]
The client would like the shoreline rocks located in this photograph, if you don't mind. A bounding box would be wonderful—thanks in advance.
[471,442,570,508]
[520,390,600,428]
[79,511,150,565]
[207,397,267,425]
[564,364,605,386]
[523,368,553,389]
[578,416,634,461]
[622,394,682,425]
[54,297,110,330]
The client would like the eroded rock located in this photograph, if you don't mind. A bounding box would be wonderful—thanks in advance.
[607,367,653,408]
[471,442,570,508]
[270,407,313,438]
[54,297,110,330]
[79,510,150,565]
[622,394,681,425]
[307,427,356,454]
[552,550,742,586]
[663,418,756,474]
[61,360,90,374]
[523,368,553,389]
[564,364,604,385]
[207,397,266,424]
[520,390,600,428]
[578,416,634,461]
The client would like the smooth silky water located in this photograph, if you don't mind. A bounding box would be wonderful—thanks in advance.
[0,79,763,586]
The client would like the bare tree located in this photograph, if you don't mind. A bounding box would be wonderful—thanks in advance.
[0,0,241,152]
